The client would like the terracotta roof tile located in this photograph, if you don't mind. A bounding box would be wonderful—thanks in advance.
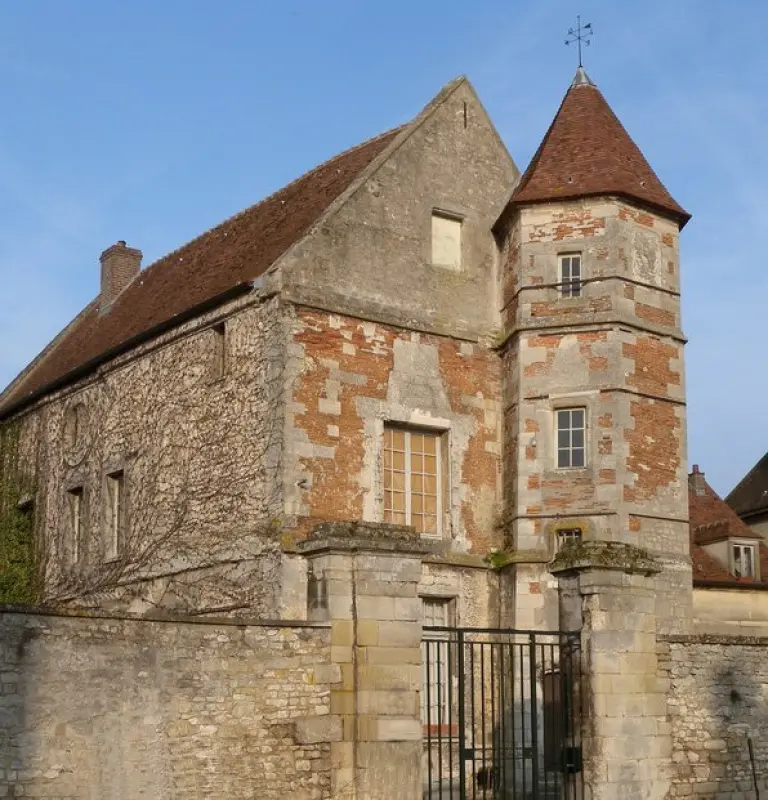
[510,71,690,226]
[689,475,761,541]
[689,470,768,588]
[0,127,402,416]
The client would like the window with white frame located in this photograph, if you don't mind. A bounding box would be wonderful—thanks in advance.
[105,471,124,560]
[67,487,84,563]
[383,427,443,536]
[732,542,757,578]
[556,408,586,469]
[431,212,462,269]
[559,253,582,297]
[421,597,455,725]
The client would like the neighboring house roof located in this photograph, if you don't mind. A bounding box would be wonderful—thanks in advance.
[689,469,768,588]
[508,67,690,226]
[726,451,768,520]
[0,126,403,418]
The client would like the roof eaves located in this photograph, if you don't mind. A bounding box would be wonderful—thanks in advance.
[0,283,252,421]
[0,299,98,414]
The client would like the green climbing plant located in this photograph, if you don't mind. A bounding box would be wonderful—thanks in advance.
[0,421,39,604]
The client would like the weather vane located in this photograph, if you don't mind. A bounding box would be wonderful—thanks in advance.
[565,15,593,67]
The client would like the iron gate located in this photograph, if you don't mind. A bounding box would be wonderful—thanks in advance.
[422,627,583,799]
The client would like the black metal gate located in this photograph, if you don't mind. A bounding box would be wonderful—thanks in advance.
[422,627,583,799]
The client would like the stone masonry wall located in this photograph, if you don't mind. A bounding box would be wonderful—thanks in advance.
[279,78,518,343]
[661,634,768,798]
[0,608,334,800]
[9,293,287,616]
[284,307,502,559]
[497,197,690,634]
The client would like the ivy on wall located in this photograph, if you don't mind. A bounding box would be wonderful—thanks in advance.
[0,422,39,604]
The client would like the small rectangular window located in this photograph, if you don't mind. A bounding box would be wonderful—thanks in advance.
[105,471,124,560]
[67,487,84,562]
[559,254,582,297]
[557,528,583,549]
[383,426,444,537]
[732,543,756,578]
[556,408,586,469]
[211,322,226,380]
[431,212,462,269]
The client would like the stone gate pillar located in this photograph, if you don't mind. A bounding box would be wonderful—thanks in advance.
[551,542,673,800]
[298,522,428,800]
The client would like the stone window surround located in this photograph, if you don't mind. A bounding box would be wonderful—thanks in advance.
[209,321,227,382]
[66,484,85,564]
[552,398,591,472]
[556,527,583,550]
[382,425,443,537]
[546,392,598,474]
[430,208,464,270]
[558,251,583,297]
[370,412,454,540]
[104,468,126,562]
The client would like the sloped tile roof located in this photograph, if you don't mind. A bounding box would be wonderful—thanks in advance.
[0,127,402,417]
[726,452,768,519]
[689,472,768,588]
[510,70,690,226]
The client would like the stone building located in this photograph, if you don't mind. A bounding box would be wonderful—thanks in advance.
[728,451,768,537]
[0,65,694,629]
[3,68,768,799]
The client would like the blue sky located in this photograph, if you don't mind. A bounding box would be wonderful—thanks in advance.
[0,1,765,495]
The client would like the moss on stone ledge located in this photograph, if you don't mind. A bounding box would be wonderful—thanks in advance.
[550,540,660,576]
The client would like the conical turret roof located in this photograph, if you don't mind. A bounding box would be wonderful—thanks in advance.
[511,68,690,226]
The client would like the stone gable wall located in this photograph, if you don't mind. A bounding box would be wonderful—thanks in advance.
[0,608,333,800]
[661,634,768,797]
[279,80,518,342]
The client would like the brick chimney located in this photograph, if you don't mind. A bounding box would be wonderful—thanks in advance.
[99,240,142,312]
[689,464,707,495]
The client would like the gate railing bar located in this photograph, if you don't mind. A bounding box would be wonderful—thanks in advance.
[499,640,507,794]
[520,640,527,798]
[423,625,573,636]
[457,628,466,799]
[447,634,452,799]
[425,640,433,800]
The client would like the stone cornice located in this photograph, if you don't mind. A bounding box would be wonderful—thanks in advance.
[549,541,660,577]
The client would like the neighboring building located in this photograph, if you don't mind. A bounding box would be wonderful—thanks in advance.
[727,451,768,538]
[689,464,768,629]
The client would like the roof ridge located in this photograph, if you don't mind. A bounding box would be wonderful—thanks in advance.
[726,450,768,506]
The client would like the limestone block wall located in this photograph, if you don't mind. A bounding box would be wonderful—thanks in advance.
[661,633,768,797]
[693,587,768,633]
[0,608,333,800]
